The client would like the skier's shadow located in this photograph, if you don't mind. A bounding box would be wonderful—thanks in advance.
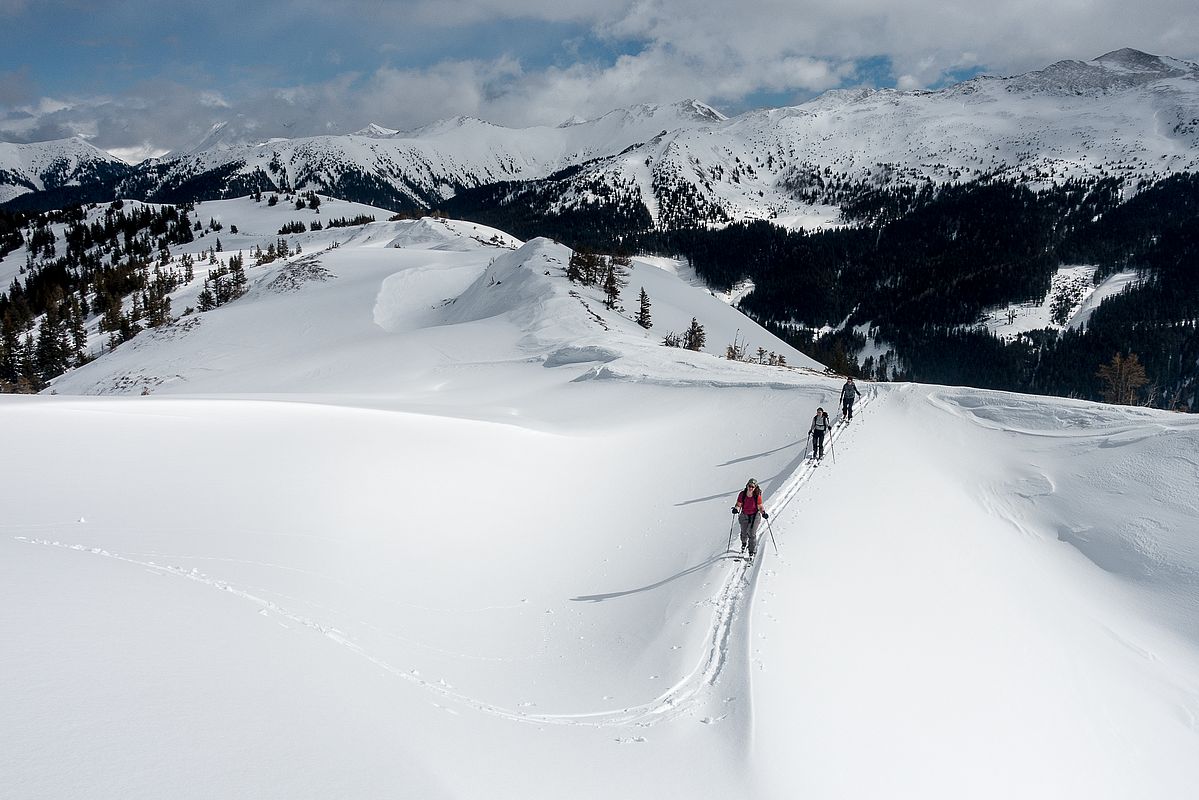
[674,490,738,507]
[570,553,731,602]
[717,438,803,467]
[674,456,803,508]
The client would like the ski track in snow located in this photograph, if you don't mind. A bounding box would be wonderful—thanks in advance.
[10,392,874,731]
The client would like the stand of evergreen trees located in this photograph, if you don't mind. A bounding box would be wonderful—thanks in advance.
[1,201,218,391]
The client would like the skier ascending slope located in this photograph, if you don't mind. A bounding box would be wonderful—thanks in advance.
[840,377,860,420]
[809,407,831,460]
[731,478,768,561]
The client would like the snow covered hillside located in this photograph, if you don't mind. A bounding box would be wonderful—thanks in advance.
[537,48,1199,228]
[0,137,132,205]
[977,265,1145,339]
[2,204,1198,798]
[37,197,815,396]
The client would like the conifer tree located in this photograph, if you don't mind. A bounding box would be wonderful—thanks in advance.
[683,317,706,351]
[68,295,86,356]
[228,253,248,299]
[197,280,215,312]
[636,287,652,329]
[0,311,19,381]
[603,265,621,309]
[567,252,582,282]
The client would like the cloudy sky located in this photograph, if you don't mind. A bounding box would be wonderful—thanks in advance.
[2,0,1196,161]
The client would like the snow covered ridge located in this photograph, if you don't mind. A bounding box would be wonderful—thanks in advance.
[0,137,132,206]
[36,197,817,396]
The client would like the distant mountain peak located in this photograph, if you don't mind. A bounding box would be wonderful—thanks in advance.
[982,47,1199,98]
[680,99,728,122]
[354,123,399,138]
[1094,48,1170,71]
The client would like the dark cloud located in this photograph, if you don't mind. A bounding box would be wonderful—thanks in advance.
[0,67,36,106]
[0,117,78,144]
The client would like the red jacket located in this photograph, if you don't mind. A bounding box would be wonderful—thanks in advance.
[738,488,762,515]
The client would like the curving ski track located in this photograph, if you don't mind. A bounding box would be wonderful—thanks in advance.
[12,392,874,731]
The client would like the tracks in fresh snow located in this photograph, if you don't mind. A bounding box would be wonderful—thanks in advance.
[10,394,875,732]
[512,392,878,728]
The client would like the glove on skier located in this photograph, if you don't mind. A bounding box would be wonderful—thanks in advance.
[761,511,769,519]
[731,507,738,515]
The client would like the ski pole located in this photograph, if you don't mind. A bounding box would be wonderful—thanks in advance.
[830,435,837,464]
[765,516,779,555]
[803,432,811,460]
[727,515,736,552]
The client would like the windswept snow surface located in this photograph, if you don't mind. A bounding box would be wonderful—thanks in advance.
[3,208,1198,798]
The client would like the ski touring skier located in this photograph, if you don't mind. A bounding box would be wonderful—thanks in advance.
[840,377,860,420]
[809,407,831,460]
[732,478,768,561]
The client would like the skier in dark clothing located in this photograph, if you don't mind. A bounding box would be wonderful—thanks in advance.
[809,407,831,459]
[840,377,860,420]
[731,478,768,558]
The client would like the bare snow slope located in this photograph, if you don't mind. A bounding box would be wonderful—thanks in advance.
[3,211,1198,799]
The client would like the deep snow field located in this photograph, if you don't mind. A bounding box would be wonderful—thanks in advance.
[2,202,1197,799]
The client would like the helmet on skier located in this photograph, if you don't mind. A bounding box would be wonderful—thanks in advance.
[746,478,758,488]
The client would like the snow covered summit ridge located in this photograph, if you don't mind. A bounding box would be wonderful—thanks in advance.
[41,199,817,396]
[0,137,131,205]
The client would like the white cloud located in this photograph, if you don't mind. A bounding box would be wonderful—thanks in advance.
[107,143,170,164]
[197,91,230,108]
[5,0,1199,153]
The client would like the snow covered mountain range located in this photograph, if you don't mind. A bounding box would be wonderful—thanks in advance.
[4,49,1198,223]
